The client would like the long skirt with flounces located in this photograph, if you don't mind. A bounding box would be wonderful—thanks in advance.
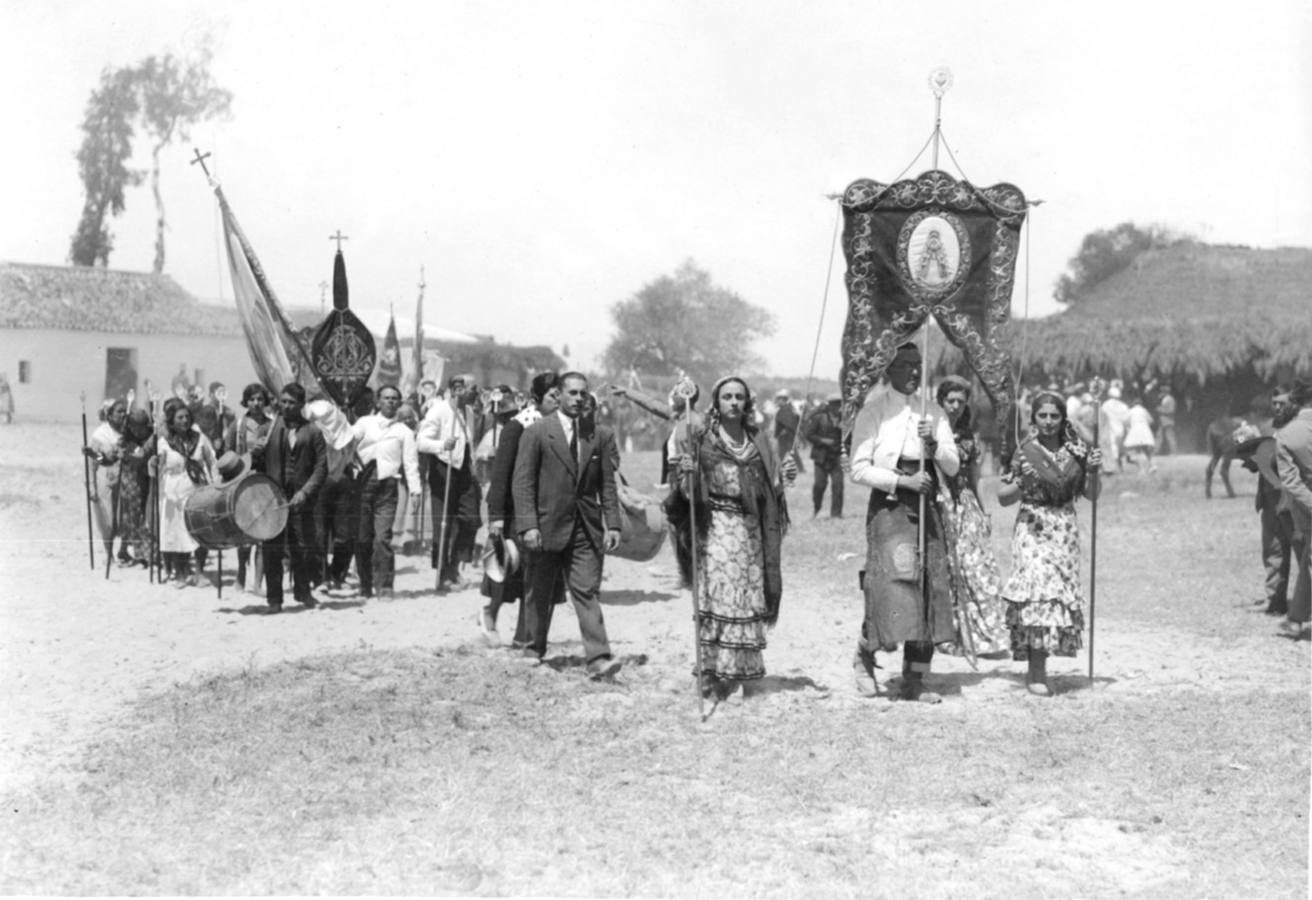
[939,488,1008,655]
[696,462,769,682]
[1000,500,1085,659]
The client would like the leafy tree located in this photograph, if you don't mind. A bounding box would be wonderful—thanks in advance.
[69,68,142,267]
[135,41,232,273]
[1054,222,1187,305]
[67,39,231,271]
[603,260,776,389]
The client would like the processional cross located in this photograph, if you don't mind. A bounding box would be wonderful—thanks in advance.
[189,147,213,177]
[329,230,349,252]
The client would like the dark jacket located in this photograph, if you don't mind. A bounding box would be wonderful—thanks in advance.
[488,418,527,525]
[804,405,843,466]
[512,413,620,552]
[255,415,328,507]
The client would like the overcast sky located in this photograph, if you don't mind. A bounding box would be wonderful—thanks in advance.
[3,0,1309,379]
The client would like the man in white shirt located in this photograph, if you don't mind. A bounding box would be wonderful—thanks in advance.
[352,385,421,598]
[418,374,483,590]
[848,341,959,702]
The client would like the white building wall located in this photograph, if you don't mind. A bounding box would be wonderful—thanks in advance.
[0,328,261,422]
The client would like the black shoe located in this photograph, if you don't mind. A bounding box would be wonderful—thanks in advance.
[265,604,283,615]
[898,673,941,704]
[587,656,622,680]
[297,596,319,609]
[515,647,543,666]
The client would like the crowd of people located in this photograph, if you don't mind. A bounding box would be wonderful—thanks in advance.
[80,356,1312,698]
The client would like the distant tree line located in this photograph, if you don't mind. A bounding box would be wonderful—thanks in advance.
[1054,221,1190,305]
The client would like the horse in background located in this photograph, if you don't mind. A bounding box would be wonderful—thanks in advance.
[1205,416,1261,498]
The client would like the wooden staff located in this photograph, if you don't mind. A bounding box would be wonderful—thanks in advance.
[80,392,95,570]
[104,464,120,580]
[433,403,466,591]
[148,462,158,584]
[676,381,707,718]
[1088,377,1104,684]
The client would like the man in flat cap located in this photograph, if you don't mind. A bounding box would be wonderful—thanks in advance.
[804,392,845,518]
[847,341,959,701]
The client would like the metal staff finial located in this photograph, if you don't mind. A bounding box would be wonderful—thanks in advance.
[329,230,349,252]
[928,67,952,170]
[418,265,426,292]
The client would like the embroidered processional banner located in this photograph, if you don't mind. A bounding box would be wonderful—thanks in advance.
[838,169,1027,461]
[216,186,324,398]
[311,250,377,409]
[375,313,402,388]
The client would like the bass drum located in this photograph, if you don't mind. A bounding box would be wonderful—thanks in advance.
[183,474,288,550]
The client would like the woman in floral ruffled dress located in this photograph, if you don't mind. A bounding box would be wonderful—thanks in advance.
[672,376,795,700]
[998,390,1102,695]
[935,376,1007,658]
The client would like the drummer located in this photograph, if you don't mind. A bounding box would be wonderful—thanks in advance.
[253,383,328,613]
[351,385,422,600]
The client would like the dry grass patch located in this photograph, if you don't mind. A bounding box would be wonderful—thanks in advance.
[3,646,1306,897]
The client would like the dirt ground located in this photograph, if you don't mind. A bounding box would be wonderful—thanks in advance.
[1,422,1308,895]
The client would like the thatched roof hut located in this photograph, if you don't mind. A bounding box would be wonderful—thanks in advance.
[1012,242,1312,383]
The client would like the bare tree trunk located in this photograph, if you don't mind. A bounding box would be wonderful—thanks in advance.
[151,139,166,274]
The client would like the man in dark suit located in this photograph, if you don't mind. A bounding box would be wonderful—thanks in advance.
[512,372,623,677]
[804,393,845,518]
[254,383,328,613]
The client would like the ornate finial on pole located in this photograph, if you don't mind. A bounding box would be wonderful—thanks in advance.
[329,230,349,252]
[418,265,426,293]
[189,147,213,177]
[928,67,952,170]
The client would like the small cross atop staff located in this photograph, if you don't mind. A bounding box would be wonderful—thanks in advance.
[329,230,349,251]
[418,265,426,293]
[189,147,212,176]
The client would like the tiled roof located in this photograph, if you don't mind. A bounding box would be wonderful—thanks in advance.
[0,262,238,335]
[0,262,323,338]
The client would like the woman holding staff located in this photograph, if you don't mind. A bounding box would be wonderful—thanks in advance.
[935,376,1006,657]
[672,376,794,700]
[116,408,156,567]
[997,391,1102,695]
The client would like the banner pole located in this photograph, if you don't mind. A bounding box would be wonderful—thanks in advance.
[80,392,96,570]
[1088,378,1103,684]
[680,386,706,720]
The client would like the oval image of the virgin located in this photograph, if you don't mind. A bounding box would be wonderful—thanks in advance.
[907,216,961,289]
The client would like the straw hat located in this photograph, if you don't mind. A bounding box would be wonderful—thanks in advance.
[482,533,520,583]
[216,451,249,483]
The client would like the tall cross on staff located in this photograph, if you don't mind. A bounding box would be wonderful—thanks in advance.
[329,230,349,251]
[189,147,212,177]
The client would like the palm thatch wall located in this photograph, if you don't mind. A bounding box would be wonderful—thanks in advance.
[928,242,1311,451]
[1012,243,1312,382]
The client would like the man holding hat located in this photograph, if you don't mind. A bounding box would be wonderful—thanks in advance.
[847,341,959,701]
[804,392,846,518]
